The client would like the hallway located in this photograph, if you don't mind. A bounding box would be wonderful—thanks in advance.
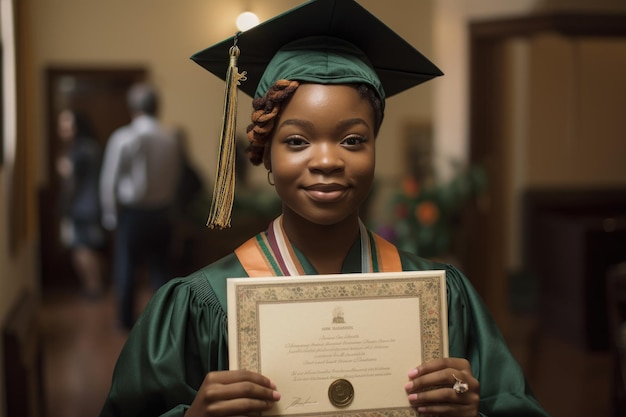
[38,288,614,417]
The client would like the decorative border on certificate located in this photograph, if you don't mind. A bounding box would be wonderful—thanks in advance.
[227,270,447,416]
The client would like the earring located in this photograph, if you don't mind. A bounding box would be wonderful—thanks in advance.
[267,170,275,186]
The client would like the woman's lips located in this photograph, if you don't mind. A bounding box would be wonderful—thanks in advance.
[304,183,348,202]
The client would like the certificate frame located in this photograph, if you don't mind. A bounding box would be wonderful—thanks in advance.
[227,270,448,416]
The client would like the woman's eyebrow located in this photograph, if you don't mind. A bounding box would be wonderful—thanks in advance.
[337,118,370,130]
[277,118,314,130]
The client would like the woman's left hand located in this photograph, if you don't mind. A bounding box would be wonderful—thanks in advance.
[405,357,479,417]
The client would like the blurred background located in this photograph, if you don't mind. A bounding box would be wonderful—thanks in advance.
[1,0,626,416]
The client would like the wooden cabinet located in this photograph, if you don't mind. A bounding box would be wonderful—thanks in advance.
[2,291,44,417]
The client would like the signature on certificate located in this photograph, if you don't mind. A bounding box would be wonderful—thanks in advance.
[286,396,319,409]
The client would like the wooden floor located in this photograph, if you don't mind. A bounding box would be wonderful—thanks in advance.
[39,291,128,417]
[39,289,615,417]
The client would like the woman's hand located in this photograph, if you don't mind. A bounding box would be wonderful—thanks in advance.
[405,357,479,417]
[186,370,281,417]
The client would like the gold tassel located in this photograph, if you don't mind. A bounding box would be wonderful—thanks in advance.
[207,34,247,229]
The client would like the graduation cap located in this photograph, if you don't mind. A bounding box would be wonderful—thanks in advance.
[191,0,443,229]
[191,0,442,99]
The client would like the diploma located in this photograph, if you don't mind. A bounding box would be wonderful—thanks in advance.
[227,270,448,416]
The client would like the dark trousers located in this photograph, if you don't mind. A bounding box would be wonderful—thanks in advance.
[115,206,173,329]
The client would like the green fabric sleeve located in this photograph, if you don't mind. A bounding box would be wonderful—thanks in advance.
[99,255,246,417]
[399,252,549,417]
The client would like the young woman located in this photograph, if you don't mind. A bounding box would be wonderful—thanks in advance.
[100,1,549,416]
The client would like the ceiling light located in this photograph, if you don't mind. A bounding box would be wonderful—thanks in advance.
[236,11,259,31]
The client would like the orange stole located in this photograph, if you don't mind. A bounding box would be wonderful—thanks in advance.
[235,233,402,277]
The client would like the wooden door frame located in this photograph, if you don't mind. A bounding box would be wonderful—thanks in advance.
[464,12,626,323]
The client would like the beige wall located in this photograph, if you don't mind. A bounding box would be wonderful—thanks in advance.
[432,0,540,183]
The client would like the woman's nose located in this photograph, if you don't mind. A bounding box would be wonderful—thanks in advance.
[309,143,345,173]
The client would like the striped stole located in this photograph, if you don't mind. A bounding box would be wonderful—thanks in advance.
[235,224,402,277]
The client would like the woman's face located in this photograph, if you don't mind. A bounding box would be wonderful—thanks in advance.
[266,83,376,226]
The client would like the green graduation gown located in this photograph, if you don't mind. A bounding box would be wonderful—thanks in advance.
[100,230,549,417]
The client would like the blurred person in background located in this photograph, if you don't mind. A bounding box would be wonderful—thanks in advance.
[99,82,181,331]
[56,108,107,299]
[172,125,205,222]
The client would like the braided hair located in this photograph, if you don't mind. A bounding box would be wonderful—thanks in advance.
[245,81,384,166]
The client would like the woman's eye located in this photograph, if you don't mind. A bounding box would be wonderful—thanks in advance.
[341,136,367,147]
[284,136,309,147]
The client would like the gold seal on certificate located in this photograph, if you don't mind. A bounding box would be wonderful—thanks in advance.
[328,379,354,407]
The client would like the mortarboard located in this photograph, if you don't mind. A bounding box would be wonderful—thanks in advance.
[191,0,443,229]
[191,0,442,99]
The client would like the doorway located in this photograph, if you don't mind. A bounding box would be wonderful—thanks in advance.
[39,67,147,292]
[463,12,626,319]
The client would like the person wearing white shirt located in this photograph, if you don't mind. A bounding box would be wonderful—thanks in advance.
[100,82,181,330]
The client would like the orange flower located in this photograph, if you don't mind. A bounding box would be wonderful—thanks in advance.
[415,201,439,226]
[402,177,420,198]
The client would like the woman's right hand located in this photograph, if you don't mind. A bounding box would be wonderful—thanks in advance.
[185,370,281,417]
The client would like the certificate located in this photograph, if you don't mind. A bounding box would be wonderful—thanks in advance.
[227,270,448,416]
